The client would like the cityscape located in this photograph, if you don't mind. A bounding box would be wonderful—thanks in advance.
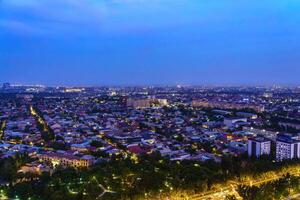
[0,84,300,199]
[2,0,300,200]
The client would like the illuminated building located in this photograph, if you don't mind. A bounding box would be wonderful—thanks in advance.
[248,137,271,157]
[64,88,85,93]
[276,134,300,161]
[38,152,94,168]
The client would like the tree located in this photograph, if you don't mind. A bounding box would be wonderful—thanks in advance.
[225,195,237,200]
[90,140,103,148]
[237,185,259,200]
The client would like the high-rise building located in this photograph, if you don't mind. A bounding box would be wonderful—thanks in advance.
[276,134,300,161]
[248,137,271,157]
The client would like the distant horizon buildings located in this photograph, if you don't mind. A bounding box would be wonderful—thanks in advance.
[2,82,10,90]
[192,100,265,113]
[2,82,300,88]
[2,85,45,94]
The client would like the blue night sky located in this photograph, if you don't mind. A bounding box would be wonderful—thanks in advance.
[1,0,300,86]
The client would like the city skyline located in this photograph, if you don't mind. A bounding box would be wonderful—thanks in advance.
[1,84,300,200]
[1,1,300,199]
[1,0,300,86]
[2,83,300,88]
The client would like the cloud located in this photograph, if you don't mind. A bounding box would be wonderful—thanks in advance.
[0,0,198,37]
[0,0,109,36]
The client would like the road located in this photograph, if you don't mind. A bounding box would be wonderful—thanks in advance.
[190,169,300,200]
[286,193,300,200]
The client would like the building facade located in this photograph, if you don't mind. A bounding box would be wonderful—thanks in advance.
[276,134,300,161]
[248,137,271,157]
[127,98,168,109]
[38,152,94,168]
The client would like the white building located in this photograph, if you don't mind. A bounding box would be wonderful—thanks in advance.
[224,117,247,127]
[248,137,271,157]
[276,134,300,161]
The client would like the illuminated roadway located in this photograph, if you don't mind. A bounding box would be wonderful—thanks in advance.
[189,169,300,200]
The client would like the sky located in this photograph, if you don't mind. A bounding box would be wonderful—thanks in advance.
[1,0,300,86]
